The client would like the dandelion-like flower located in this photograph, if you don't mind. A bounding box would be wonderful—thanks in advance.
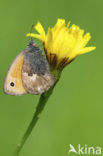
[14,19,96,156]
[27,19,96,73]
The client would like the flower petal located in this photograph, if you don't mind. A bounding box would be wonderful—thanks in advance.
[45,28,53,54]
[54,19,65,28]
[79,47,96,54]
[82,33,91,47]
[26,33,44,41]
[34,22,46,41]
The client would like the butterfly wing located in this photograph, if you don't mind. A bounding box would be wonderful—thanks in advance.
[22,50,55,94]
[22,72,55,94]
[3,51,27,96]
[4,41,55,96]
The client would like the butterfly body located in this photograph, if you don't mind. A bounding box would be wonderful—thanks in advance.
[4,41,55,96]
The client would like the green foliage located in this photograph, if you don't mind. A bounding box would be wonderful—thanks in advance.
[0,0,102,156]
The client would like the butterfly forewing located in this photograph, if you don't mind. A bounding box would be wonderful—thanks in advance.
[3,51,27,96]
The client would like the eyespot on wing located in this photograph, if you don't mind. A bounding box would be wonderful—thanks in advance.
[3,51,27,96]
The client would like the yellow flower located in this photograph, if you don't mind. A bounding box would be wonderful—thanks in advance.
[27,19,96,70]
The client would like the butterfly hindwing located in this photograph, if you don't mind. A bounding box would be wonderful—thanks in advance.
[22,45,55,94]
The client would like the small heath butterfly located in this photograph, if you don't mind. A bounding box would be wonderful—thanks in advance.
[3,40,55,95]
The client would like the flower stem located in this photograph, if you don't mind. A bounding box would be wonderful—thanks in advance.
[14,80,58,156]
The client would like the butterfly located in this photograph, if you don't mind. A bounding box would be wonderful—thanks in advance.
[3,40,55,96]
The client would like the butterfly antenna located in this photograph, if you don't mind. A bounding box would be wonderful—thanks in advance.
[28,24,35,46]
[28,24,43,48]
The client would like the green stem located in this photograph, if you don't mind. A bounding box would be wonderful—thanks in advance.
[14,80,59,156]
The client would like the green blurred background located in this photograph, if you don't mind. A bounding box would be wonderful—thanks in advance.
[0,0,102,156]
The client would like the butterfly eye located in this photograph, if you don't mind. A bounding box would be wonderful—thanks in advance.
[10,82,15,87]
